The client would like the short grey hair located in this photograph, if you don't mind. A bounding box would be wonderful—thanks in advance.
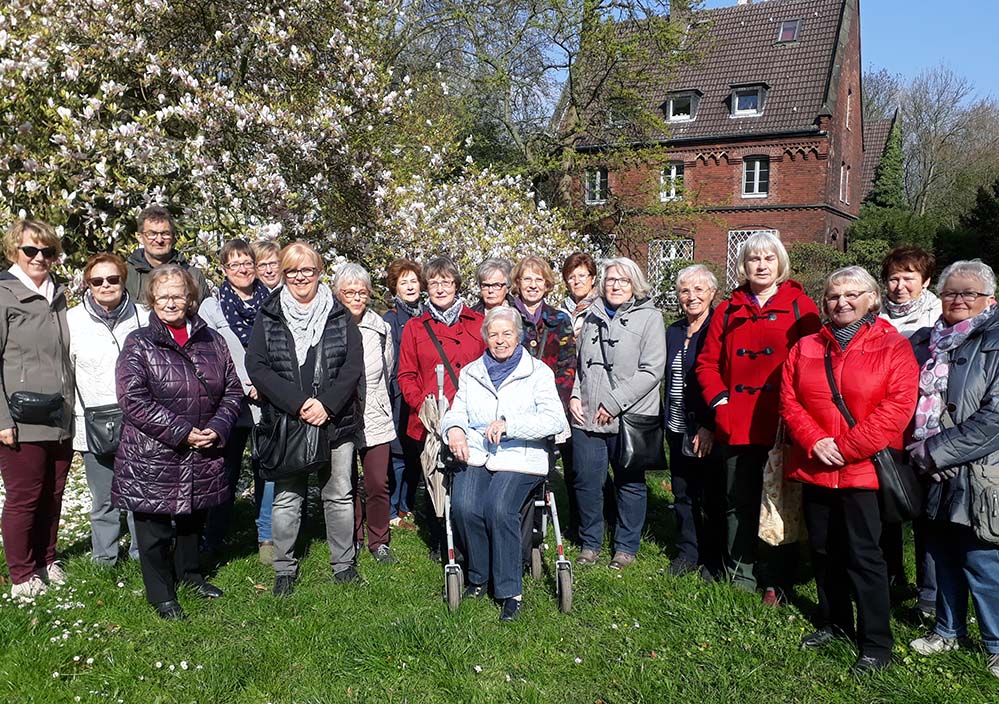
[424,255,463,291]
[675,264,719,292]
[599,257,652,299]
[482,305,523,341]
[937,259,997,296]
[825,266,882,313]
[735,232,790,286]
[476,257,512,286]
[332,262,371,293]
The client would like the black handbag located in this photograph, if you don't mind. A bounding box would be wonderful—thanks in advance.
[596,323,667,473]
[251,356,329,480]
[824,349,924,522]
[83,404,124,457]
[7,391,64,427]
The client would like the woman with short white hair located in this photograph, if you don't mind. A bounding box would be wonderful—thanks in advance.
[333,263,398,564]
[696,232,821,604]
[569,256,666,570]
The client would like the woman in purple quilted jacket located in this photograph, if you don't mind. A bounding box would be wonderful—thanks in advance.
[112,265,242,620]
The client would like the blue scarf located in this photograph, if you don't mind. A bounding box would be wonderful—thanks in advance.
[219,279,269,347]
[484,345,523,390]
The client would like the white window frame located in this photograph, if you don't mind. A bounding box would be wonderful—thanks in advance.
[648,238,695,308]
[844,165,851,205]
[727,230,778,289]
[777,19,801,43]
[660,162,685,202]
[584,167,608,205]
[732,86,765,117]
[742,156,770,198]
[666,92,698,122]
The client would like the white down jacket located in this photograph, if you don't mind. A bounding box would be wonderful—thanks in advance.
[441,352,567,476]
[67,295,149,452]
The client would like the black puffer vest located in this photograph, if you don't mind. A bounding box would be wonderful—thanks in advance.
[257,294,360,444]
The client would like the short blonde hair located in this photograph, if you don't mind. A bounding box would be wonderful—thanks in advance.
[511,256,556,297]
[279,241,323,276]
[735,232,790,286]
[4,220,61,263]
[824,266,882,313]
[675,264,718,292]
[143,264,199,312]
[251,239,281,262]
[599,257,652,299]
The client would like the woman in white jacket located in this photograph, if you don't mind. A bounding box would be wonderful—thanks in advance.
[68,253,148,565]
[334,264,398,564]
[442,306,567,621]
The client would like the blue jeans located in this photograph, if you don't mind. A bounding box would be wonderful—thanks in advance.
[389,436,422,519]
[254,467,274,543]
[928,521,999,653]
[451,465,541,599]
[571,428,648,555]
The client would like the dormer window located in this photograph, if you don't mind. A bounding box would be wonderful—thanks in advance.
[664,91,701,122]
[731,84,767,117]
[778,19,801,43]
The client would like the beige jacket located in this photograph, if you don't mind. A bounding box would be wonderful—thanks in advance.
[357,309,397,448]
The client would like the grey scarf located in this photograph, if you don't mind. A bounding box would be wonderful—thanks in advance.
[428,298,464,326]
[280,283,334,365]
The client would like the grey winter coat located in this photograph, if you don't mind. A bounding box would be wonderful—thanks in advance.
[0,272,73,442]
[571,296,666,434]
[914,311,999,526]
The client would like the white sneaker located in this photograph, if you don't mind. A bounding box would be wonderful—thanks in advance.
[41,562,67,585]
[989,653,999,679]
[10,575,47,601]
[910,632,970,656]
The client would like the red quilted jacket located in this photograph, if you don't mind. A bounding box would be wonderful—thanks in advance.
[779,318,919,490]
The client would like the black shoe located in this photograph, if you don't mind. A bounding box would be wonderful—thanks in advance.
[182,580,223,599]
[699,565,718,583]
[334,565,362,584]
[372,545,397,564]
[850,654,891,675]
[499,597,522,622]
[667,559,697,577]
[273,574,296,597]
[800,627,837,650]
[463,583,487,600]
[429,547,442,564]
[154,600,186,621]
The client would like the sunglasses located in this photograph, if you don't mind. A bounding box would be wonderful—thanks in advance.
[20,245,57,259]
[88,275,122,287]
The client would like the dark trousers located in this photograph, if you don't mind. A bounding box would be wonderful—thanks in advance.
[914,516,938,611]
[802,485,893,659]
[133,510,207,604]
[389,435,423,519]
[557,439,578,541]
[880,520,906,587]
[355,442,392,551]
[666,431,725,572]
[203,424,250,551]
[0,440,73,583]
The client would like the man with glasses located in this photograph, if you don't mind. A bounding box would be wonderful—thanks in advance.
[125,205,209,303]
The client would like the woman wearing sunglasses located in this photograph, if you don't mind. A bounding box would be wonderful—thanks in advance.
[0,220,74,600]
[67,253,148,568]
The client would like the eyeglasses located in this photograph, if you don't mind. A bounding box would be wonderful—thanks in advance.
[88,275,122,287]
[256,261,280,271]
[154,295,187,306]
[605,277,632,288]
[519,277,546,286]
[340,289,369,300]
[428,280,456,291]
[941,290,990,303]
[225,261,255,271]
[20,245,57,259]
[284,267,319,280]
[824,291,869,303]
[141,229,173,242]
[479,282,507,291]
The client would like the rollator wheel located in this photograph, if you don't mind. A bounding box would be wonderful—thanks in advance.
[445,570,462,612]
[530,546,543,580]
[557,566,573,614]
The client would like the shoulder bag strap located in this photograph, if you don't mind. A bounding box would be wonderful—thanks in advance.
[824,347,857,428]
[423,319,459,388]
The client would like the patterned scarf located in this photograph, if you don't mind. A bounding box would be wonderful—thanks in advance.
[884,290,937,320]
[914,304,998,440]
[394,295,424,320]
[830,312,875,350]
[219,279,269,348]
[280,283,334,365]
[428,298,464,327]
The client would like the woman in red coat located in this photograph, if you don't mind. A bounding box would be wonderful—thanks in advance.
[780,266,918,674]
[695,232,820,600]
[397,255,485,558]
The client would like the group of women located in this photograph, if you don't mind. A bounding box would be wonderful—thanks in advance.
[2,216,999,676]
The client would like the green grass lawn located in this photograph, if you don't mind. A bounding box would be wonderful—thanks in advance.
[0,467,994,703]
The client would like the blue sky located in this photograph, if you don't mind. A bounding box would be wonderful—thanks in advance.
[701,0,998,99]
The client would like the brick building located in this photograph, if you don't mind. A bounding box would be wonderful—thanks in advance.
[573,0,875,297]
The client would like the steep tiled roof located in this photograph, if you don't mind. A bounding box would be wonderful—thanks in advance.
[581,0,848,146]
[860,116,894,201]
